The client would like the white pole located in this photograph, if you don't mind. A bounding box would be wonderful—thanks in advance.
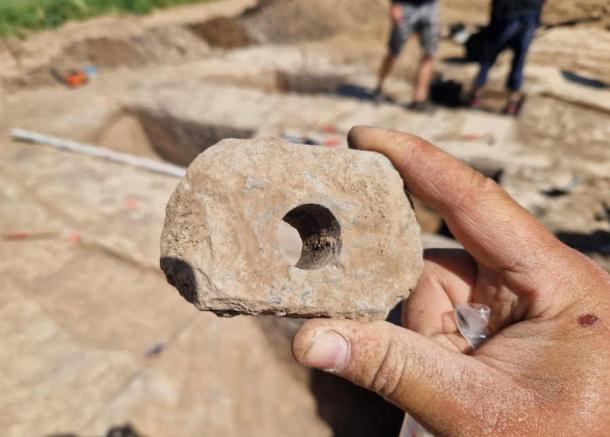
[10,128,186,178]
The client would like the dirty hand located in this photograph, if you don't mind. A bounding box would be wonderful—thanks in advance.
[390,3,403,24]
[292,127,610,435]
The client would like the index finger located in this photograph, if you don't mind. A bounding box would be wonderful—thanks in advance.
[348,126,572,301]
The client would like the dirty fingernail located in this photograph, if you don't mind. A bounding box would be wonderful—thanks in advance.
[303,330,349,370]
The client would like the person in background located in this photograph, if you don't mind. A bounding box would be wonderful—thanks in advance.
[468,0,545,115]
[374,0,439,111]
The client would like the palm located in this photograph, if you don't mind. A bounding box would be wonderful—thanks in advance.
[403,250,531,353]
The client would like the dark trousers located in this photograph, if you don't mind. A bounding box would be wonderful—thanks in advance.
[474,14,538,91]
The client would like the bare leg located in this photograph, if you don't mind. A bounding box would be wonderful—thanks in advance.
[413,54,435,102]
[375,52,396,93]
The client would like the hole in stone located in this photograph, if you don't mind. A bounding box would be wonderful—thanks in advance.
[276,204,341,270]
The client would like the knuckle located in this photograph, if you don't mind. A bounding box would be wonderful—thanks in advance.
[368,333,407,398]
[393,131,421,150]
[450,170,499,215]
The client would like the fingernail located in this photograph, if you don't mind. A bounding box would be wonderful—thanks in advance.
[303,330,349,371]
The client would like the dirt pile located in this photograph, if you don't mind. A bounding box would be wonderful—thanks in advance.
[542,0,610,26]
[2,26,210,90]
[0,0,255,90]
[240,0,387,43]
[442,0,610,26]
[189,16,253,48]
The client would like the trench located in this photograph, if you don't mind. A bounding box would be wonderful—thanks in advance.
[95,108,255,167]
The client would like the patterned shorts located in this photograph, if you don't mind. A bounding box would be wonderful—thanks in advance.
[388,2,440,56]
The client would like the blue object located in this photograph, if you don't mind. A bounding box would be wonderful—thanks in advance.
[473,14,538,91]
[84,65,98,77]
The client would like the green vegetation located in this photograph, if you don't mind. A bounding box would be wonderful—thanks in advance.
[0,0,211,36]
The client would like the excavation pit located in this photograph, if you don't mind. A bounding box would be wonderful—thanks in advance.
[96,108,255,167]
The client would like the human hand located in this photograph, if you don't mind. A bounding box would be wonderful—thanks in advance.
[390,3,403,25]
[292,127,610,435]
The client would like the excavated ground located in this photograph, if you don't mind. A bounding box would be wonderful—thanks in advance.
[1,0,609,436]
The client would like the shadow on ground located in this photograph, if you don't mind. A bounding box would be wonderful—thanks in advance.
[556,230,610,255]
[309,371,403,437]
[306,302,405,437]
[49,423,142,437]
[160,258,405,437]
[335,78,465,108]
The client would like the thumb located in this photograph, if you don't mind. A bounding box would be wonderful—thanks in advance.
[292,319,517,434]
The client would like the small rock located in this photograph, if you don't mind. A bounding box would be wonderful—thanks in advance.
[160,138,423,321]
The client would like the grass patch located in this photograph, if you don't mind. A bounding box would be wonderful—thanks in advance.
[0,0,212,36]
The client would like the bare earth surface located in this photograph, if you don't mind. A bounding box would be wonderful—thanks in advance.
[1,0,609,435]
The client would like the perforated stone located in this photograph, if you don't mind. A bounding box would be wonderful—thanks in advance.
[160,137,423,321]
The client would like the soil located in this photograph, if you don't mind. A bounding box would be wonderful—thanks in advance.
[0,0,608,436]
[240,0,387,43]
[189,16,252,48]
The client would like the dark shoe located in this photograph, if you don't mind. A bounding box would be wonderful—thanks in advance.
[406,100,433,112]
[502,96,525,116]
[371,89,384,104]
[467,96,483,109]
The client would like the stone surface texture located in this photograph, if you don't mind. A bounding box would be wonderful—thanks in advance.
[161,138,423,321]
